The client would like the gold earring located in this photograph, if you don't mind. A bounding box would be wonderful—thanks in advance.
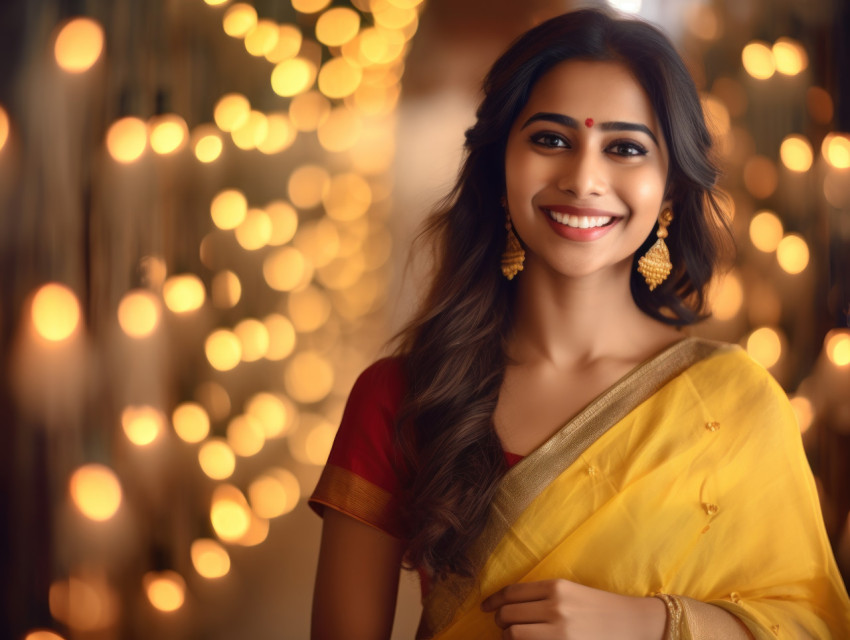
[500,201,525,280]
[637,208,673,291]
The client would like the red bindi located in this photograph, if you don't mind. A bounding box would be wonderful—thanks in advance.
[585,118,594,128]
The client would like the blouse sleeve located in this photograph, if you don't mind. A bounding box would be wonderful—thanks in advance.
[308,357,408,539]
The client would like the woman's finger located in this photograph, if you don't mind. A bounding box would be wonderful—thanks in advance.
[482,579,570,612]
[500,622,561,640]
[491,600,560,628]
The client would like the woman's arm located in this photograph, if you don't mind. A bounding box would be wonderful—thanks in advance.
[312,508,406,640]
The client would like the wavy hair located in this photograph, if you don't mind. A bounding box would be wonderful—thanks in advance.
[393,8,730,580]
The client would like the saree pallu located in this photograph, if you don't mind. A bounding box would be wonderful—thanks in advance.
[421,339,850,639]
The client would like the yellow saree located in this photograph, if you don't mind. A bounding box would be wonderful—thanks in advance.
[420,338,850,639]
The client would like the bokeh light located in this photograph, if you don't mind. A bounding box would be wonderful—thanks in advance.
[163,274,206,313]
[822,133,850,169]
[263,247,312,291]
[205,329,242,371]
[191,539,231,579]
[192,125,224,163]
[172,402,210,443]
[149,114,188,155]
[246,392,292,437]
[317,106,362,152]
[263,313,297,360]
[257,112,296,154]
[222,3,257,38]
[117,290,161,338]
[780,135,813,172]
[245,19,279,56]
[323,173,371,221]
[289,413,336,464]
[266,24,302,63]
[31,283,81,342]
[284,351,334,403]
[266,201,299,245]
[742,41,774,79]
[288,285,332,332]
[248,468,301,518]
[746,327,783,368]
[825,329,850,367]
[0,104,9,152]
[54,18,104,73]
[748,210,783,253]
[143,571,185,613]
[210,484,251,541]
[70,464,122,521]
[25,631,66,640]
[742,155,778,199]
[708,271,743,321]
[807,87,834,124]
[235,208,272,250]
[231,110,268,150]
[790,395,814,433]
[48,574,117,632]
[316,8,361,47]
[226,414,266,456]
[195,381,231,422]
[198,439,236,479]
[289,91,331,131]
[776,234,809,274]
[121,405,164,446]
[211,270,242,309]
[234,318,269,361]
[106,117,147,163]
[772,38,807,76]
[292,0,331,13]
[271,57,317,97]
[318,57,363,99]
[214,93,251,132]
[211,188,248,230]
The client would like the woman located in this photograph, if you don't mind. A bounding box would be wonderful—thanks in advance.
[310,9,850,639]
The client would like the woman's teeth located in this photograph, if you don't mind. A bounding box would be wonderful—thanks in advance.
[545,209,613,228]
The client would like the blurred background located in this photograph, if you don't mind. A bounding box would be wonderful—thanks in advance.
[0,0,848,638]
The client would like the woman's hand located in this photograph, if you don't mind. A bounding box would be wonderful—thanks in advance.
[480,579,667,640]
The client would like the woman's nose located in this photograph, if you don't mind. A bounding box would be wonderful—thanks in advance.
[556,148,607,197]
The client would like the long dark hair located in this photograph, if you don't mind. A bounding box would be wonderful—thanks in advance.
[394,8,729,580]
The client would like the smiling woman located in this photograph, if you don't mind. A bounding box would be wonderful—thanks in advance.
[310,8,850,640]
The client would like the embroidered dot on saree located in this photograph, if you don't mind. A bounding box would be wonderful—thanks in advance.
[703,502,719,515]
[770,624,780,636]
[705,421,720,431]
[586,465,597,477]
[730,592,741,604]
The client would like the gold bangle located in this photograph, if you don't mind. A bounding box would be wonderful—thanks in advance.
[654,593,683,640]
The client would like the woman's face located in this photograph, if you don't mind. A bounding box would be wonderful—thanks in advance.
[504,59,670,282]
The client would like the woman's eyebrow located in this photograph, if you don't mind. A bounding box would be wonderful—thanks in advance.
[520,112,659,147]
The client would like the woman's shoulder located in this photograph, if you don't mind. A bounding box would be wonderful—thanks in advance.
[349,356,407,406]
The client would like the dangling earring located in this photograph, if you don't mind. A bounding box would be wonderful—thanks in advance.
[500,199,525,280]
[637,208,673,291]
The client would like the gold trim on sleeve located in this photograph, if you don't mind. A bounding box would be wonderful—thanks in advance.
[679,596,756,639]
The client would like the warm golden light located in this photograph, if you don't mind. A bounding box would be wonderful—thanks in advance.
[748,210,784,253]
[227,414,266,456]
[191,538,231,579]
[772,38,807,76]
[318,57,363,99]
[263,247,311,291]
[70,464,122,521]
[780,135,813,172]
[372,1,418,29]
[196,381,231,421]
[231,110,268,150]
[192,125,224,163]
[323,172,372,220]
[235,208,272,250]
[807,87,834,124]
[54,17,104,72]
[701,94,730,140]
[271,57,317,97]
[149,114,188,155]
[163,274,206,313]
[118,289,161,338]
[708,271,743,321]
[25,631,66,640]
[822,133,850,169]
[292,0,331,13]
[144,571,185,613]
[222,3,257,38]
[258,112,296,154]
[234,318,269,361]
[317,106,362,152]
[288,285,332,332]
[246,392,291,437]
[316,7,361,46]
[0,104,10,152]
[789,395,814,433]
[289,91,331,131]
[211,270,242,308]
[204,0,230,5]
[248,468,301,518]
[234,513,269,546]
[825,329,850,367]
[284,351,334,402]
[263,313,297,360]
[214,93,251,132]
[122,405,164,446]
[266,24,303,63]
[106,117,147,163]
[172,402,210,443]
[746,327,782,368]
[776,234,809,274]
[742,155,778,199]
[266,200,299,245]
[294,219,340,267]
[48,573,117,632]
[288,164,330,209]
[742,41,775,79]
[244,19,279,56]
[211,188,248,230]
[210,485,251,541]
[684,3,719,40]
[32,283,81,342]
[198,439,236,479]
[205,329,242,371]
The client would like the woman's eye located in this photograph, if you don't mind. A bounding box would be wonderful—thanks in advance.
[608,141,648,157]
[530,132,569,148]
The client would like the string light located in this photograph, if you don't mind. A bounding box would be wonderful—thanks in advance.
[825,330,850,367]
[143,571,185,612]
[54,17,104,72]
[118,290,161,338]
[70,464,122,521]
[121,405,164,446]
[163,274,206,313]
[776,234,810,274]
[0,104,9,152]
[31,283,81,342]
[192,125,224,163]
[822,133,850,169]
[210,189,248,230]
[746,327,783,368]
[198,439,236,479]
[772,38,807,76]
[222,3,257,38]
[106,117,147,163]
[748,210,783,253]
[172,402,210,443]
[780,135,813,172]
[742,41,775,79]
[191,539,231,578]
[149,114,188,155]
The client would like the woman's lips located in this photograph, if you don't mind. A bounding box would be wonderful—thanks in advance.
[540,205,622,241]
